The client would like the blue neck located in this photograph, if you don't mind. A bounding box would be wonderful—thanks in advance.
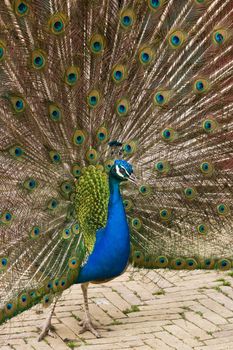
[107,176,124,226]
[109,176,121,199]
[77,175,130,283]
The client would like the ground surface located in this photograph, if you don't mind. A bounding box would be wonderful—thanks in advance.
[1,268,233,350]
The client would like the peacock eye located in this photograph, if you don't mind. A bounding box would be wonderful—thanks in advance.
[120,168,125,174]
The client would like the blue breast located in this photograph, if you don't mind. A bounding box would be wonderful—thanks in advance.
[77,177,130,284]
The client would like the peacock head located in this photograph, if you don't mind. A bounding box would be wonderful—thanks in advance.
[110,159,136,183]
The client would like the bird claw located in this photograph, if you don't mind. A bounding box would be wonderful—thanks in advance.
[38,322,56,341]
[79,319,101,338]
[79,319,98,328]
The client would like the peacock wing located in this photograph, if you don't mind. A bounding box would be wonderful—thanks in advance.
[75,165,110,253]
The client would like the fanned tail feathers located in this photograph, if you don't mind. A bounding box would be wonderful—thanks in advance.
[0,0,233,325]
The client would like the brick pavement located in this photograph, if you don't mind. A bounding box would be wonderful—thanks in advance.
[1,268,233,350]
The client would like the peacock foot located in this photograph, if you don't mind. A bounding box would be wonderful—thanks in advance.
[79,317,101,338]
[38,321,56,341]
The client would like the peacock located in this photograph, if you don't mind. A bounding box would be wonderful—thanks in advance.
[0,0,233,341]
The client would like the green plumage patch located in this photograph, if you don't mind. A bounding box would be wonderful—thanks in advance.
[75,165,110,253]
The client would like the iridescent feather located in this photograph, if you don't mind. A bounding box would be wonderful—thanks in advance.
[0,0,233,328]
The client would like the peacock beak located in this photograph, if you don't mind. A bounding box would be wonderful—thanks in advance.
[128,173,137,185]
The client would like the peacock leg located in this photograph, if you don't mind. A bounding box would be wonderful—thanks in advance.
[38,298,58,342]
[79,283,101,338]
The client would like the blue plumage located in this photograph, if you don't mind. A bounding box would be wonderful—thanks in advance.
[77,160,132,283]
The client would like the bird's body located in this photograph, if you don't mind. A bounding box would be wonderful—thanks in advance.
[77,174,130,284]
[0,0,233,339]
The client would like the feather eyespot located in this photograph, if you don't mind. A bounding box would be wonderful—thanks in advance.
[48,103,62,122]
[48,13,68,35]
[97,126,109,143]
[64,66,80,86]
[159,208,172,221]
[89,34,105,54]
[19,294,30,309]
[73,129,86,146]
[23,178,38,191]
[62,228,72,239]
[104,159,114,173]
[148,0,165,11]
[185,258,198,270]
[138,46,154,65]
[123,140,137,155]
[212,29,229,46]
[184,187,197,200]
[0,257,9,270]
[193,78,210,94]
[153,90,171,106]
[71,223,80,235]
[171,258,186,269]
[155,256,169,268]
[9,145,25,160]
[9,96,26,113]
[42,295,53,307]
[86,148,99,163]
[197,224,208,235]
[139,185,152,196]
[32,50,46,70]
[30,226,41,239]
[161,127,176,142]
[72,163,82,178]
[47,198,59,210]
[217,203,230,216]
[68,257,80,269]
[87,89,101,108]
[112,64,127,84]
[4,301,16,315]
[14,0,30,17]
[155,160,170,174]
[0,41,6,61]
[200,161,213,176]
[120,9,136,29]
[60,182,74,200]
[131,217,142,230]
[0,211,13,224]
[168,30,186,49]
[123,199,133,212]
[202,117,218,133]
[217,259,231,270]
[116,98,130,117]
[49,151,61,164]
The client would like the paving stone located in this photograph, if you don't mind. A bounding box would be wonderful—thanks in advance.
[123,281,155,301]
[199,297,233,318]
[145,338,174,349]
[195,342,233,350]
[45,336,72,350]
[207,291,233,312]
[184,311,220,332]
[163,324,202,347]
[1,269,233,350]
[189,303,227,325]
[89,302,113,325]
[172,318,212,341]
[102,291,131,310]
[155,330,193,350]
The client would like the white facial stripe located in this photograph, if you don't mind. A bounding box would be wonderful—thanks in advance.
[116,164,124,178]
[124,168,130,177]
